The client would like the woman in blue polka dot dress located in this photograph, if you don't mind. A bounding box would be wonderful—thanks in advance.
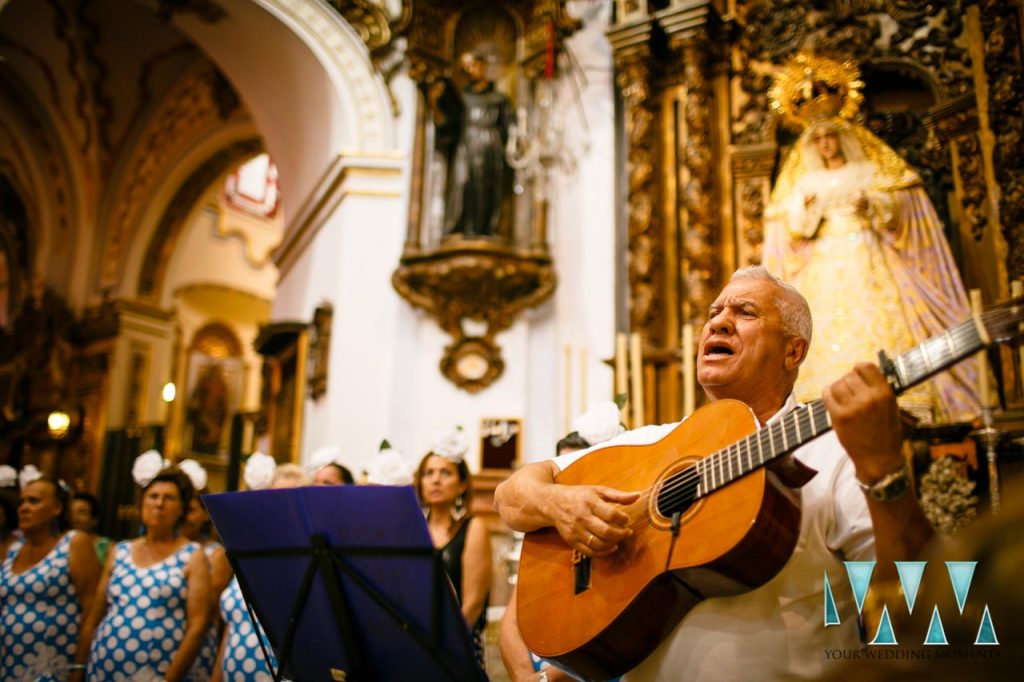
[181,461,234,681]
[210,457,309,682]
[0,477,100,680]
[213,576,278,681]
[78,467,211,682]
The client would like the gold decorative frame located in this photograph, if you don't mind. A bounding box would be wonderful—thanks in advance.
[254,322,308,464]
[308,303,333,400]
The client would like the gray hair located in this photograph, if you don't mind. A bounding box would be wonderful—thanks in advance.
[271,463,312,488]
[730,265,813,344]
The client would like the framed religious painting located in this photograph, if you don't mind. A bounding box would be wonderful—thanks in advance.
[254,322,309,464]
[183,322,247,458]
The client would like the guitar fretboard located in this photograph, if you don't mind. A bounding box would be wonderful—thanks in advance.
[658,316,987,510]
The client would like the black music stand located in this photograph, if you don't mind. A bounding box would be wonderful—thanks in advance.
[203,485,484,681]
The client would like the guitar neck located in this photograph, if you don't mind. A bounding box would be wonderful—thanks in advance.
[696,316,986,498]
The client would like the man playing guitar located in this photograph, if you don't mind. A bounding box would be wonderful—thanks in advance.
[495,266,935,680]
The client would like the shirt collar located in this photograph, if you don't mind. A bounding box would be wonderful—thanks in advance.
[763,394,798,427]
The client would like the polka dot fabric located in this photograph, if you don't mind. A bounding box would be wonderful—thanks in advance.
[219,576,277,681]
[0,532,81,681]
[188,542,224,681]
[87,540,200,681]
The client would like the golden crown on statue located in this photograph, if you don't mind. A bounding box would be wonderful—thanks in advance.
[768,53,865,129]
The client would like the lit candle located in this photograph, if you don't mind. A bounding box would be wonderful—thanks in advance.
[630,333,645,427]
[579,346,587,419]
[615,333,628,424]
[564,344,573,435]
[682,322,696,417]
[969,289,989,409]
[1013,281,1024,395]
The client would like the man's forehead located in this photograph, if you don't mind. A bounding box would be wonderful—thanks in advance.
[714,279,770,302]
[710,280,781,311]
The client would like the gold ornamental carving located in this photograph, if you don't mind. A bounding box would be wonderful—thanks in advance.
[731,144,776,266]
[980,0,1024,279]
[955,134,990,243]
[676,30,718,323]
[613,46,661,336]
[392,244,556,393]
[927,96,989,244]
[326,0,393,52]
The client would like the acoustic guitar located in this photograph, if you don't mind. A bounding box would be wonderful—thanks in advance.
[517,298,1024,681]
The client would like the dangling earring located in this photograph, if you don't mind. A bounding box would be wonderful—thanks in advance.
[452,494,466,522]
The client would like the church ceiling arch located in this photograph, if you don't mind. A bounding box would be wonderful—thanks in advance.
[170,0,398,217]
[1,0,398,308]
[97,59,251,295]
[0,73,81,302]
[0,174,33,326]
[134,136,264,304]
[0,0,230,310]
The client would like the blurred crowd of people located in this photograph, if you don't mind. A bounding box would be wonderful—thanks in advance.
[0,417,519,682]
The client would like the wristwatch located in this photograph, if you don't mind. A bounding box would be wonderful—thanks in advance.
[857,462,911,502]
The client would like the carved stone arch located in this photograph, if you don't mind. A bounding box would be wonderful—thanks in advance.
[856,58,957,249]
[135,138,263,304]
[189,320,244,359]
[173,0,397,219]
[859,58,940,111]
[0,174,34,325]
[0,71,77,298]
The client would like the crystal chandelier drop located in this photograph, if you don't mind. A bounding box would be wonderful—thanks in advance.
[506,77,565,197]
[505,24,587,204]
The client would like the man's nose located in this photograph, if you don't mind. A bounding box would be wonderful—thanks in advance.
[708,311,735,334]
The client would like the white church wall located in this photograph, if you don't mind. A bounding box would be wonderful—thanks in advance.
[523,1,618,462]
[272,155,407,476]
[270,4,617,479]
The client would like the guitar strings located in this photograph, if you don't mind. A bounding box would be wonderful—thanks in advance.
[654,404,826,511]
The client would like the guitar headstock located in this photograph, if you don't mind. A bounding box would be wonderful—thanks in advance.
[982,295,1024,345]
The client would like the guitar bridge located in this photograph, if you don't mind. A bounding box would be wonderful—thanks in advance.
[572,550,591,595]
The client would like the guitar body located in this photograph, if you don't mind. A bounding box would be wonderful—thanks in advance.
[517,400,803,680]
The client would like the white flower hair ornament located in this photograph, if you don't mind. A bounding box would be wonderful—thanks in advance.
[178,459,208,492]
[131,450,170,487]
[366,441,414,486]
[0,464,17,488]
[431,426,468,464]
[244,452,276,491]
[573,401,626,447]
[308,445,343,473]
[18,464,43,490]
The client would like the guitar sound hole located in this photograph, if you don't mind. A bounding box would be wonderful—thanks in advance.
[656,466,699,518]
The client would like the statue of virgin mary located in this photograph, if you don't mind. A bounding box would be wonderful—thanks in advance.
[763,57,980,422]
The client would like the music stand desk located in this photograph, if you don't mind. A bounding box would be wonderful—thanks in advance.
[204,485,482,681]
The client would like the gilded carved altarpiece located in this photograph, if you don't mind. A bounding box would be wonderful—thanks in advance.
[609,0,1024,423]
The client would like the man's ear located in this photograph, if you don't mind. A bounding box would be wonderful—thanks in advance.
[784,336,809,371]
